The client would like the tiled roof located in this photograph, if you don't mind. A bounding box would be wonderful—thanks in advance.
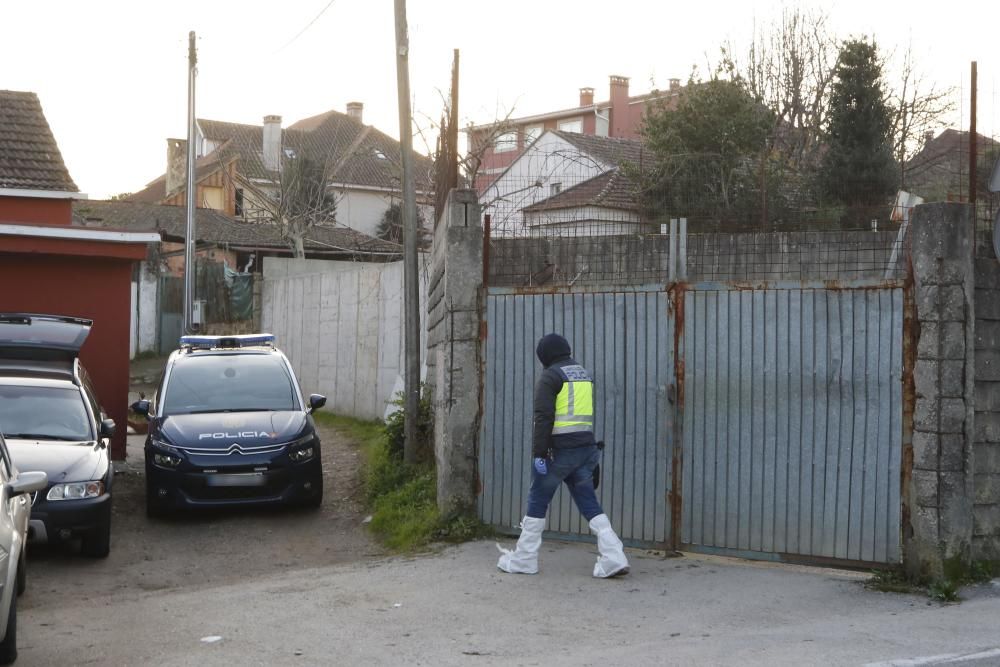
[552,131,647,169]
[72,200,402,256]
[0,90,78,192]
[198,112,433,189]
[522,169,638,213]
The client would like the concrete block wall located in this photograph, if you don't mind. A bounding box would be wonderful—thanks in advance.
[427,190,484,517]
[907,203,976,577]
[974,232,1000,561]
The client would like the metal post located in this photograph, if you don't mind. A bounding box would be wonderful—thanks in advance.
[394,0,420,464]
[668,218,678,283]
[678,217,687,281]
[182,31,198,335]
[970,61,978,245]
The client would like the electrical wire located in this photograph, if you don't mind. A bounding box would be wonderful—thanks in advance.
[274,0,337,54]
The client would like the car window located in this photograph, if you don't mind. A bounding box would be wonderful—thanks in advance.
[78,365,103,420]
[160,354,299,415]
[0,384,94,441]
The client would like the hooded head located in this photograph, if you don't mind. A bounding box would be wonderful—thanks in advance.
[536,333,572,368]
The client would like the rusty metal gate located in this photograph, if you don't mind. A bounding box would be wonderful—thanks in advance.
[479,287,678,546]
[680,284,904,565]
[479,282,905,564]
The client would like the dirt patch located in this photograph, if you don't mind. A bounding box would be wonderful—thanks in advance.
[20,421,383,611]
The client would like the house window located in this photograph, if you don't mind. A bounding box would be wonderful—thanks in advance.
[550,183,562,196]
[494,131,518,153]
[558,118,583,133]
[524,125,543,145]
[235,188,244,217]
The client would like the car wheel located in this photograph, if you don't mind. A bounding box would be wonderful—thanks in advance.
[145,482,168,519]
[81,504,111,558]
[303,477,324,510]
[15,549,25,598]
[0,587,18,665]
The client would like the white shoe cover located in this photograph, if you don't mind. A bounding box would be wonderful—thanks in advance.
[496,516,545,574]
[589,514,630,578]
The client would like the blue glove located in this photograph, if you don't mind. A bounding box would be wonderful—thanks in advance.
[533,457,548,475]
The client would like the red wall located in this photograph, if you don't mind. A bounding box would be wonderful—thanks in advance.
[0,197,72,225]
[0,253,133,458]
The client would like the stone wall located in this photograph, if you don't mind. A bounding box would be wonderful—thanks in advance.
[907,203,976,578]
[974,232,1000,561]
[427,190,484,517]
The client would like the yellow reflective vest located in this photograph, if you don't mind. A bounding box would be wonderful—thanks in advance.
[552,364,594,435]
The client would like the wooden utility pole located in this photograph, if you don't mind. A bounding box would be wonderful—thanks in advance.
[183,31,198,334]
[449,49,460,192]
[394,0,420,464]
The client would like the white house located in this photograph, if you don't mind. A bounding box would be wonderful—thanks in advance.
[480,130,646,237]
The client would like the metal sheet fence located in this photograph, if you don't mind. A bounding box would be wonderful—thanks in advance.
[479,288,675,546]
[681,286,903,564]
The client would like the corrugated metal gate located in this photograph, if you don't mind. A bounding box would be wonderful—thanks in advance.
[479,282,905,564]
[680,285,903,564]
[479,287,677,546]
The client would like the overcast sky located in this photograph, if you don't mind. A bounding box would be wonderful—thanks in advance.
[3,0,997,198]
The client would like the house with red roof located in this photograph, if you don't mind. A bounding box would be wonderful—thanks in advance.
[0,90,158,458]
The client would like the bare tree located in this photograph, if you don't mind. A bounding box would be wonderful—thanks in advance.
[719,6,837,170]
[236,155,338,259]
[889,43,956,188]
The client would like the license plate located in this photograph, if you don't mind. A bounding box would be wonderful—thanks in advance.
[206,473,266,487]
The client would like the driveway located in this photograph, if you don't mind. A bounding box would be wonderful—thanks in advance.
[14,533,1000,666]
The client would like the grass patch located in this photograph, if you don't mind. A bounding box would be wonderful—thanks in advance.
[865,569,916,595]
[864,559,1000,604]
[316,409,490,552]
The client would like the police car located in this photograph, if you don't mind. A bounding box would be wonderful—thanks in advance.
[131,334,326,516]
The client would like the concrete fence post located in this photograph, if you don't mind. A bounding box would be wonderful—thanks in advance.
[426,189,484,517]
[906,203,975,578]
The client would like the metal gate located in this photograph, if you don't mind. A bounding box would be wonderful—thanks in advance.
[680,285,904,564]
[479,282,905,564]
[479,287,677,546]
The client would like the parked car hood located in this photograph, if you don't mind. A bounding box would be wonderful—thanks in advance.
[158,411,308,448]
[6,439,106,483]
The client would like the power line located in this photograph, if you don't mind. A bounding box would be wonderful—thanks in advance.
[275,0,337,53]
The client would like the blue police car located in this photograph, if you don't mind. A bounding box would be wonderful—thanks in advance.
[131,335,326,516]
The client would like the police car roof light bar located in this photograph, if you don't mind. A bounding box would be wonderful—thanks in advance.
[179,334,276,351]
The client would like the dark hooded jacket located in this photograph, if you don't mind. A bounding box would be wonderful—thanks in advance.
[532,334,596,458]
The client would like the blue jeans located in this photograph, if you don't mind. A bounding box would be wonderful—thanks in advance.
[526,445,603,521]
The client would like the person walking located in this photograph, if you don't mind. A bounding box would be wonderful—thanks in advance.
[497,333,629,578]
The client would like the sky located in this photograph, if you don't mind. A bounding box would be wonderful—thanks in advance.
[3,0,998,198]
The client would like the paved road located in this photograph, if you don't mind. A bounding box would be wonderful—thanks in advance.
[16,537,1000,666]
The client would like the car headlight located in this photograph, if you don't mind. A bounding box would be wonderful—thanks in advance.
[288,434,316,462]
[153,453,183,468]
[151,438,182,455]
[47,481,105,501]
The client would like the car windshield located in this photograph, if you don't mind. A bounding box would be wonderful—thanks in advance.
[161,354,299,415]
[0,384,93,441]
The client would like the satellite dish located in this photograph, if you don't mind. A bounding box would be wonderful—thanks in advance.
[990,154,1000,193]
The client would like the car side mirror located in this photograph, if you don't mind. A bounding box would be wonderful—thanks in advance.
[131,399,151,417]
[308,394,327,413]
[100,419,117,438]
[8,471,47,497]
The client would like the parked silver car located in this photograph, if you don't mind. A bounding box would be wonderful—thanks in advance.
[0,430,47,664]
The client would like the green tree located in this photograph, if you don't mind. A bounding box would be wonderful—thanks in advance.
[377,202,427,246]
[631,78,775,225]
[819,39,897,211]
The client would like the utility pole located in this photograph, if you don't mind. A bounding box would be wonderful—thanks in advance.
[182,31,198,334]
[394,0,420,464]
[448,49,460,192]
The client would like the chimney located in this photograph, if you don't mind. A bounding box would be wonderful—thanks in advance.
[608,75,630,138]
[262,115,282,172]
[346,101,364,123]
[166,138,187,196]
[579,87,595,107]
[923,130,935,147]
[669,78,681,92]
